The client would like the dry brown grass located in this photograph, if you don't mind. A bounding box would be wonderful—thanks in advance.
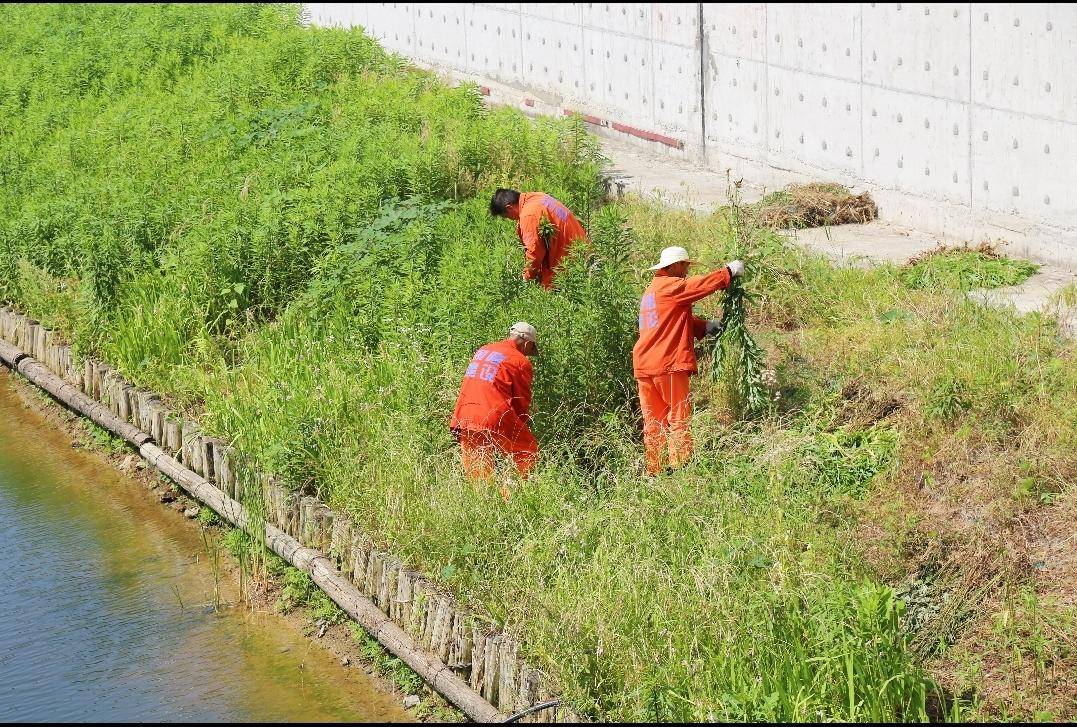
[854,420,1077,720]
[747,182,879,229]
[931,582,1077,720]
[794,312,1076,720]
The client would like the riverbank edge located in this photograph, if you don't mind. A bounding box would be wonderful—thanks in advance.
[0,307,570,724]
[1,368,446,722]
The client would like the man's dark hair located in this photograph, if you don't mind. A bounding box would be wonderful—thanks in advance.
[489,188,521,216]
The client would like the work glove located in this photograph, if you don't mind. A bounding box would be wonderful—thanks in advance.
[727,260,745,277]
[705,319,725,336]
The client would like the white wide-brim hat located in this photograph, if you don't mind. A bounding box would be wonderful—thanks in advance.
[649,245,694,270]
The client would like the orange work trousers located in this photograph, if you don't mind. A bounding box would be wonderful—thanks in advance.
[457,427,538,481]
[637,372,693,475]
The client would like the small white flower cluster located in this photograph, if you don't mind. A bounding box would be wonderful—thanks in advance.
[760,368,782,401]
[761,368,778,387]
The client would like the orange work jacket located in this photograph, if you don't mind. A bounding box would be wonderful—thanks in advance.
[632,267,732,378]
[516,192,588,289]
[450,339,534,437]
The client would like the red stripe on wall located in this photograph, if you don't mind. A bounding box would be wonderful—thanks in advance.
[562,109,605,126]
[610,122,685,150]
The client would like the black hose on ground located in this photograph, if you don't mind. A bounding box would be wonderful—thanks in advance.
[502,699,562,723]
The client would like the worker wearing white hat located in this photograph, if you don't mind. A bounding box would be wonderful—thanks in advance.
[633,247,744,474]
[450,322,540,499]
[508,321,538,352]
[648,245,693,270]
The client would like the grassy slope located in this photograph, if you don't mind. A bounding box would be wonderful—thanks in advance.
[1,5,1074,721]
[629,205,1076,720]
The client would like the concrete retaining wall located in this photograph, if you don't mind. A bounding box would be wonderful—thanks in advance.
[305,3,1077,264]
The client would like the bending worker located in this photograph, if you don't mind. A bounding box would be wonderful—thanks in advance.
[450,322,540,496]
[632,246,744,475]
[489,188,588,289]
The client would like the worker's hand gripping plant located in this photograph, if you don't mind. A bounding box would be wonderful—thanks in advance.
[710,178,770,416]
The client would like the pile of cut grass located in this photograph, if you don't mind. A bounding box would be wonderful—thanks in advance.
[901,242,1041,291]
[747,182,879,229]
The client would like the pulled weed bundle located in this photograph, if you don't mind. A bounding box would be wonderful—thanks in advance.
[711,179,770,417]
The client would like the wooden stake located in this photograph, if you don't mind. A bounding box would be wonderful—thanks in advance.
[433,596,455,663]
[117,384,132,423]
[471,625,488,692]
[284,490,300,536]
[483,634,502,705]
[421,589,439,649]
[350,536,370,591]
[151,405,166,444]
[393,569,414,625]
[316,504,333,551]
[164,416,181,455]
[497,637,520,714]
[517,665,543,721]
[379,557,400,613]
[129,390,142,430]
[201,438,217,483]
[329,512,354,575]
[182,423,203,475]
[214,445,235,498]
[409,579,430,639]
[367,551,385,602]
[450,610,473,675]
[299,496,318,547]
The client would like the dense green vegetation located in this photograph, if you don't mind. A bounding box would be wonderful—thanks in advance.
[2,4,1073,721]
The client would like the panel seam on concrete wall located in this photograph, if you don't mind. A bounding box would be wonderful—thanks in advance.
[859,2,865,180]
[697,3,706,164]
[967,2,974,214]
[763,6,771,163]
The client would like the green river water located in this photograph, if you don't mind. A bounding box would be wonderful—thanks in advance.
[0,373,410,722]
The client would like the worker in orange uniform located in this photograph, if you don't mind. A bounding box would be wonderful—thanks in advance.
[632,246,744,475]
[489,188,588,289]
[450,322,540,498]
